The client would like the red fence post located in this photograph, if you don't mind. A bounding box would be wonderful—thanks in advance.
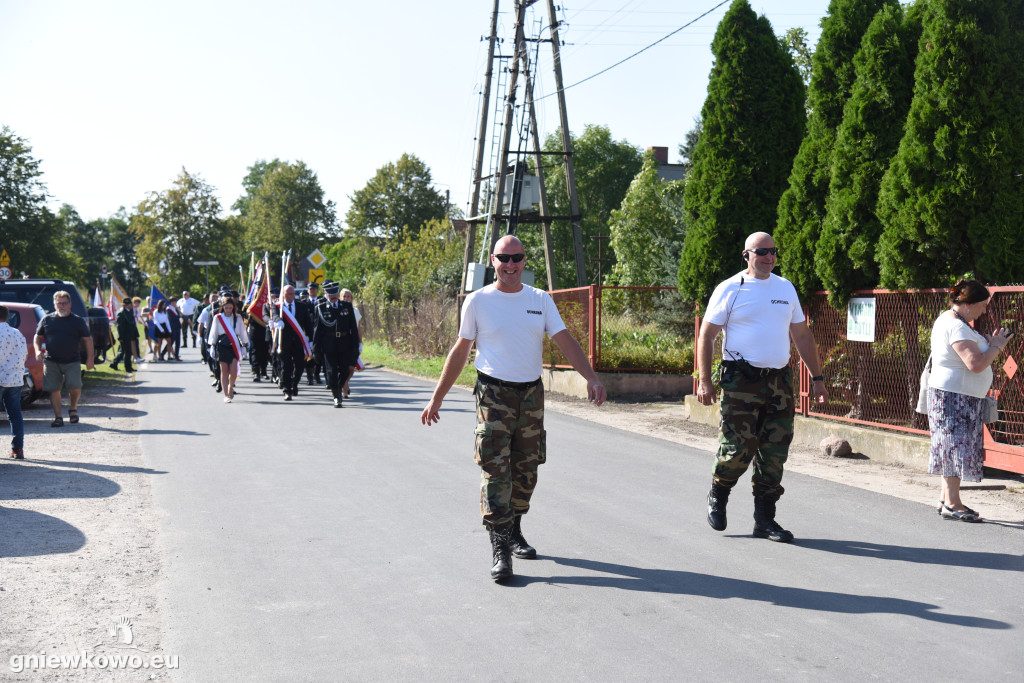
[588,284,598,370]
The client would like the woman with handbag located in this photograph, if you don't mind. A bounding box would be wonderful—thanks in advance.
[207,298,249,403]
[927,280,1011,522]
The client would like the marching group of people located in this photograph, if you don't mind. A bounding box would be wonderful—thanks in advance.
[191,280,361,407]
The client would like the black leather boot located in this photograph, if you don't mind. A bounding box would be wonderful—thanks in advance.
[753,494,794,543]
[489,525,513,581]
[510,515,537,559]
[707,483,731,531]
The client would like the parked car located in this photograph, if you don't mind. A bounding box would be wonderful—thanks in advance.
[0,278,112,362]
[0,302,45,407]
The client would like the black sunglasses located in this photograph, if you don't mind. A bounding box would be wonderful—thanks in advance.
[493,253,525,263]
[746,247,779,256]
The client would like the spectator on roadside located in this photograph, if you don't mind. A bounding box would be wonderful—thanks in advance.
[34,290,94,428]
[926,280,1011,523]
[0,304,28,459]
[177,291,199,348]
[141,307,156,358]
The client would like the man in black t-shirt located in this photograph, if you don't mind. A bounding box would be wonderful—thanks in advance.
[34,290,94,427]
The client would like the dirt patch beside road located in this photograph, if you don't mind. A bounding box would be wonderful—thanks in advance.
[0,385,171,681]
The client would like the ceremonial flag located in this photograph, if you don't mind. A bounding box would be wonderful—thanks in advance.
[149,284,169,309]
[92,285,103,308]
[245,262,270,326]
[107,276,129,320]
[243,261,264,308]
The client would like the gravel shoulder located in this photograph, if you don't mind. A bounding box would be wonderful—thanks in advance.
[1,371,1020,679]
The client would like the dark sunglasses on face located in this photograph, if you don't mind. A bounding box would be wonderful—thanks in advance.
[493,253,525,263]
[746,247,779,256]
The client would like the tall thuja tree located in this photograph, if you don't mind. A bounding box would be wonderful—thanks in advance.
[677,0,805,305]
[774,0,897,299]
[877,0,1024,287]
[817,3,922,307]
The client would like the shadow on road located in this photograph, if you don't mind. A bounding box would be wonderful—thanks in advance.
[509,556,1011,629]
[795,537,1024,571]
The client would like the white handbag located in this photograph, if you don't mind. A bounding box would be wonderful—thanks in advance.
[915,357,931,415]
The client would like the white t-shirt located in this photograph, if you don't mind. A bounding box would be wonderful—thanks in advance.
[460,284,566,383]
[178,297,199,316]
[928,311,992,399]
[704,271,805,369]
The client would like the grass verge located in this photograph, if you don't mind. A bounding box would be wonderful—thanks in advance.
[361,340,476,388]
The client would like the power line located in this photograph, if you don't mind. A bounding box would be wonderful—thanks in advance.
[537,0,730,101]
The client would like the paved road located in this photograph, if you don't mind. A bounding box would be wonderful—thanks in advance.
[139,357,1023,681]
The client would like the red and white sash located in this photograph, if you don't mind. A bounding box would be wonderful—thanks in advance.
[280,302,312,359]
[215,313,243,360]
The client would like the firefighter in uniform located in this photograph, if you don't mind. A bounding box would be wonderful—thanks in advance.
[312,282,359,408]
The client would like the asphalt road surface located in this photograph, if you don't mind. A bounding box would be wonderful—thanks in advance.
[139,358,1023,682]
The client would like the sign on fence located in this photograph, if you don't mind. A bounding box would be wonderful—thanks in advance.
[846,297,876,342]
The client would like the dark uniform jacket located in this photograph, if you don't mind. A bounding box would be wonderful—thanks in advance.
[115,308,139,341]
[312,299,360,354]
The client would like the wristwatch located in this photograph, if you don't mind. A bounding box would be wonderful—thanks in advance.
[811,374,824,382]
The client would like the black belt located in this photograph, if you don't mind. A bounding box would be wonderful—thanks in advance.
[722,360,789,378]
[477,371,542,390]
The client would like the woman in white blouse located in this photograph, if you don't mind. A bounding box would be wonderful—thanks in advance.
[927,280,1011,522]
[207,298,249,403]
[152,300,173,360]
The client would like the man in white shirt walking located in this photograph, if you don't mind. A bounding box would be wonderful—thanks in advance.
[421,235,606,582]
[695,232,828,543]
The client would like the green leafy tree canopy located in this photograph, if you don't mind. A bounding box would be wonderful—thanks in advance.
[345,153,447,241]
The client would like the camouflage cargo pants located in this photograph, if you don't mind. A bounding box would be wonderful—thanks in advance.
[713,365,795,497]
[474,378,546,529]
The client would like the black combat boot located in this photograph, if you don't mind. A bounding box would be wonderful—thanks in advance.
[707,483,731,531]
[753,493,794,543]
[489,525,513,581]
[510,515,537,559]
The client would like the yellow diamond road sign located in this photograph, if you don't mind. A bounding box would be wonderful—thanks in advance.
[307,249,326,269]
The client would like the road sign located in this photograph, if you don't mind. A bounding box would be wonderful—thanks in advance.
[307,249,326,269]
[307,269,325,285]
[0,267,11,280]
[0,249,10,267]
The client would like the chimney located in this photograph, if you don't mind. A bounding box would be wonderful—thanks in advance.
[647,146,668,164]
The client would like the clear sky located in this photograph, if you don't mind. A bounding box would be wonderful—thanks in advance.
[1,0,831,226]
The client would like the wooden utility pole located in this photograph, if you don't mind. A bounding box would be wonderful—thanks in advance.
[489,0,529,256]
[546,0,587,286]
[520,31,557,290]
[462,0,500,293]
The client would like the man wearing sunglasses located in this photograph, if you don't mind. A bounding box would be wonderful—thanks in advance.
[421,235,606,582]
[696,232,828,543]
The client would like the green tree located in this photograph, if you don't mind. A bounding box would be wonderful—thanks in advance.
[536,124,644,287]
[345,153,447,241]
[677,118,702,175]
[130,169,236,294]
[780,26,815,87]
[775,0,897,299]
[877,0,1024,287]
[0,126,79,278]
[235,159,338,257]
[677,0,805,305]
[321,236,385,296]
[817,4,921,307]
[94,209,145,296]
[607,151,685,286]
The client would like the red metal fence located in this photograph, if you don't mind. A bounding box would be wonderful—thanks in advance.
[699,287,1024,475]
[545,286,693,373]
